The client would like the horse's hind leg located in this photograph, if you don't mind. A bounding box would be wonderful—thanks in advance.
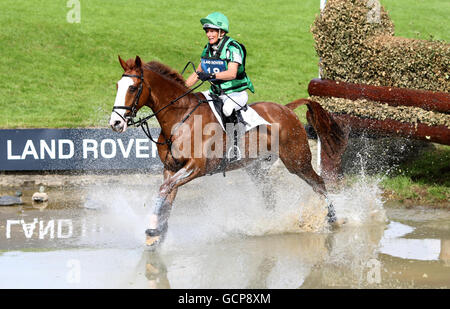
[279,138,337,223]
[295,164,337,223]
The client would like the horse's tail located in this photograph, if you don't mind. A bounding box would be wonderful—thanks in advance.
[285,98,310,110]
[286,98,350,181]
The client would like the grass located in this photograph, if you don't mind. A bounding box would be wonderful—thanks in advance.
[0,0,448,128]
[381,0,450,42]
[381,144,450,208]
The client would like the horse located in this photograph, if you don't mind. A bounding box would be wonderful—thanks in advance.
[109,55,346,248]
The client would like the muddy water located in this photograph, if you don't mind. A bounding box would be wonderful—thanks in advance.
[0,168,449,288]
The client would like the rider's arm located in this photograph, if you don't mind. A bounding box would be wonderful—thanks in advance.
[215,44,241,80]
[185,63,202,87]
[214,62,238,81]
[186,45,241,86]
[186,62,238,85]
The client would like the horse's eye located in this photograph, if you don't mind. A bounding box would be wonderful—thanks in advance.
[129,86,137,92]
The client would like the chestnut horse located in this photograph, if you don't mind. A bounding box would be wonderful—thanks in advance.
[110,56,344,248]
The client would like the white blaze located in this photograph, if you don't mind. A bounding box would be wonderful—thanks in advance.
[109,76,134,131]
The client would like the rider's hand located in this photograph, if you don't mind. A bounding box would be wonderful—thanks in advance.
[196,71,215,81]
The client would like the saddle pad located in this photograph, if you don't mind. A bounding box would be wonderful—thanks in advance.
[202,91,271,131]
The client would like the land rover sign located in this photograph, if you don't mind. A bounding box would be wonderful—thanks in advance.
[0,128,163,171]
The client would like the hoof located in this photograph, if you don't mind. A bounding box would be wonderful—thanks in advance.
[329,218,347,230]
[144,227,166,249]
[145,235,161,248]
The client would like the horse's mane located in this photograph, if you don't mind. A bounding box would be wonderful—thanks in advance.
[143,61,188,90]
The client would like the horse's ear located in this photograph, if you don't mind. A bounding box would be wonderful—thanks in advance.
[135,55,142,69]
[118,55,128,71]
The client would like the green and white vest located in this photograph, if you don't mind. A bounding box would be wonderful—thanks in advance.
[200,36,254,95]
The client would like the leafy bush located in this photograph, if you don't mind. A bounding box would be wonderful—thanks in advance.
[311,0,450,92]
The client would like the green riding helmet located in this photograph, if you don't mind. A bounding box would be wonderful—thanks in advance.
[200,12,229,33]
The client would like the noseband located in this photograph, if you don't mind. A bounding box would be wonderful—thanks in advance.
[112,72,146,124]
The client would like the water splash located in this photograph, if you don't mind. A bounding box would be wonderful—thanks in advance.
[75,155,387,251]
[328,176,387,226]
[326,141,388,226]
[162,169,313,250]
[297,194,328,233]
[79,183,155,248]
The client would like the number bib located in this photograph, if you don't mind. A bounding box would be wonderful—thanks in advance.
[201,58,227,75]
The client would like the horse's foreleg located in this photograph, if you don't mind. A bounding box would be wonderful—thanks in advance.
[146,163,201,247]
[147,169,177,245]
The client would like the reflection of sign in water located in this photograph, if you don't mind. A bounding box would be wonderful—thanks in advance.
[0,128,162,171]
[6,219,73,239]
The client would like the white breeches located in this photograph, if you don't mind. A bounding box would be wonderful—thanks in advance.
[220,91,248,117]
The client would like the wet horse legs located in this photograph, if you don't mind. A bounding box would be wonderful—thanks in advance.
[146,164,200,247]
[280,143,337,223]
[295,164,337,223]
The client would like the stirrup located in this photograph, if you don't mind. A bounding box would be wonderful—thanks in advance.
[227,145,242,162]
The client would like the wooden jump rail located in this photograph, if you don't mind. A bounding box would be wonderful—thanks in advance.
[308,78,450,113]
[308,78,450,146]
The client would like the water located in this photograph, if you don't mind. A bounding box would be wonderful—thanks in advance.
[0,167,449,288]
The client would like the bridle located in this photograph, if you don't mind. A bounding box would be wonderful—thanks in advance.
[112,71,145,124]
[111,63,208,169]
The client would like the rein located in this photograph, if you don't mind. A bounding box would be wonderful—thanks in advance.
[112,64,207,146]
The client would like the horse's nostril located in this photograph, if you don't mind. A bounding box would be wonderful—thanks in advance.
[114,120,122,127]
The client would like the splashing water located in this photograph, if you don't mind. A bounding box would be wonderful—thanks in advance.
[297,194,329,233]
[80,184,155,248]
[328,176,387,226]
[162,165,387,250]
[77,156,387,250]
[320,148,387,226]
[162,169,313,250]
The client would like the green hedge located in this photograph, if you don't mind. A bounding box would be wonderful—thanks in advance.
[311,0,449,92]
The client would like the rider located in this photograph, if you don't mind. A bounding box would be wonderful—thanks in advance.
[185,12,254,124]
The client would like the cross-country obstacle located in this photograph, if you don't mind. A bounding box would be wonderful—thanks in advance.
[308,78,450,146]
[304,0,450,181]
